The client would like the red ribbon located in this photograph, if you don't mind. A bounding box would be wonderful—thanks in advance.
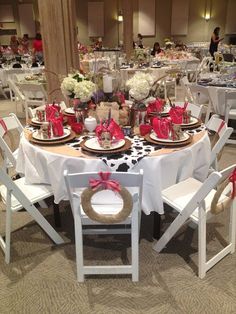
[89,172,121,192]
[0,118,7,135]
[229,168,236,199]
[217,121,225,134]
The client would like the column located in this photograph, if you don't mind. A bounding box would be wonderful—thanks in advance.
[38,0,79,102]
[122,0,133,61]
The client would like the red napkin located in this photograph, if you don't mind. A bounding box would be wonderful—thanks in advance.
[169,106,185,124]
[46,104,61,121]
[67,115,77,126]
[139,124,152,136]
[71,122,83,134]
[51,118,64,137]
[147,98,165,115]
[152,117,170,139]
[96,118,124,141]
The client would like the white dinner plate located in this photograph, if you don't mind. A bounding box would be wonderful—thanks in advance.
[31,117,44,125]
[64,107,75,115]
[150,132,190,143]
[181,117,198,126]
[32,128,71,141]
[84,138,125,151]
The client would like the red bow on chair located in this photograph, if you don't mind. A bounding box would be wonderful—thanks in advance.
[0,118,7,135]
[89,172,121,192]
[229,168,236,199]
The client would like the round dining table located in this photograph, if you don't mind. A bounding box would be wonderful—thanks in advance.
[16,128,211,216]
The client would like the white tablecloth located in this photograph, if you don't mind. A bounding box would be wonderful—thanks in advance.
[0,66,44,86]
[16,132,211,215]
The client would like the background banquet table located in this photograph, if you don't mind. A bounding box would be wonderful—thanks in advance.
[16,130,211,215]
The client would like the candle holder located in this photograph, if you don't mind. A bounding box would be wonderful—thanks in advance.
[104,92,114,102]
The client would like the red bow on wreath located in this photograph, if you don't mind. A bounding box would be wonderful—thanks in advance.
[89,172,121,192]
[229,168,236,199]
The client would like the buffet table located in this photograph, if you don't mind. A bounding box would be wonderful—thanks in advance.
[16,129,211,215]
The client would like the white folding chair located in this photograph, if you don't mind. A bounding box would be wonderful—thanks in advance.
[184,59,200,82]
[179,76,193,102]
[224,90,236,144]
[0,167,64,263]
[153,164,236,279]
[17,83,47,121]
[174,101,204,120]
[206,115,233,171]
[0,113,23,171]
[64,170,144,282]
[189,84,213,123]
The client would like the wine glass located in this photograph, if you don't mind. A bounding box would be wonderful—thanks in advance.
[84,117,97,135]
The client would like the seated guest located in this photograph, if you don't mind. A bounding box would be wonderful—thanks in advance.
[151,42,162,56]
[12,62,22,68]
[10,35,19,54]
[20,34,30,53]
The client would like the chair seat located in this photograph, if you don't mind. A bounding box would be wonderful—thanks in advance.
[0,177,53,211]
[162,177,230,223]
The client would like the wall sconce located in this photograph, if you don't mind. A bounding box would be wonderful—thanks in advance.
[204,12,210,21]
[117,11,123,22]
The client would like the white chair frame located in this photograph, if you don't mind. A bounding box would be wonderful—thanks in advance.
[174,101,204,120]
[0,168,64,263]
[206,115,233,171]
[64,170,144,282]
[224,90,236,145]
[153,164,236,279]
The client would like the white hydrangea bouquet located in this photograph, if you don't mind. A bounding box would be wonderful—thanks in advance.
[61,72,96,103]
[126,71,155,109]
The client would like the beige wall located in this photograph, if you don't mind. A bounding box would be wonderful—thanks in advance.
[0,0,233,48]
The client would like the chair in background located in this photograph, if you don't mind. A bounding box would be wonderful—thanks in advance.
[224,90,236,144]
[206,115,233,171]
[0,113,23,171]
[17,83,47,121]
[153,164,236,279]
[28,101,67,119]
[64,170,144,282]
[0,167,64,263]
[179,76,193,102]
[184,59,200,82]
[189,84,213,123]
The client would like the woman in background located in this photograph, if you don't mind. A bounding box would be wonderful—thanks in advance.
[209,27,224,58]
[10,35,19,54]
[33,32,43,63]
[151,42,162,56]
[20,34,30,53]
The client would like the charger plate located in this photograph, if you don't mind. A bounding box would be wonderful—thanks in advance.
[80,138,132,154]
[145,133,192,147]
[180,118,202,130]
[29,130,76,145]
[63,108,75,116]
[32,128,71,141]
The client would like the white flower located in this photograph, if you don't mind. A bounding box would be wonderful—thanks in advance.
[74,80,96,102]
[60,77,77,96]
[126,72,155,101]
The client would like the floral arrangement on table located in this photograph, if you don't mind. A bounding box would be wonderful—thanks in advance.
[126,71,155,104]
[132,48,150,64]
[60,71,96,104]
[154,49,193,61]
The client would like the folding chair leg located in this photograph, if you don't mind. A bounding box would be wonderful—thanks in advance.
[198,207,207,279]
[75,215,84,282]
[5,192,12,264]
[229,202,236,254]
[131,209,139,282]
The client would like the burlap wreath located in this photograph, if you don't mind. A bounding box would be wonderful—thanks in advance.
[210,177,234,215]
[81,186,133,224]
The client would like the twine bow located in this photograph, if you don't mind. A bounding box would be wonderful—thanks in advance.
[229,168,236,199]
[0,118,7,135]
[89,172,121,192]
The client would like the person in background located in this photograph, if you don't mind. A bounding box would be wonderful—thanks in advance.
[10,35,19,54]
[33,32,43,63]
[20,34,30,53]
[209,27,224,58]
[151,42,162,56]
[94,37,103,50]
[136,33,143,48]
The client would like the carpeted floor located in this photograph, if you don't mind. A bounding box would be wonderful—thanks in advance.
[0,97,236,314]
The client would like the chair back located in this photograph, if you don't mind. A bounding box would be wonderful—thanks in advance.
[18,83,47,100]
[0,113,23,169]
[225,90,236,123]
[188,84,210,105]
[206,114,233,169]
[64,170,143,221]
[7,78,25,102]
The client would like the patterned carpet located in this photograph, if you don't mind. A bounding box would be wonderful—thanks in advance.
[0,198,236,314]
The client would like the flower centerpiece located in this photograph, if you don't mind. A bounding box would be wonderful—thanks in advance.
[61,71,96,123]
